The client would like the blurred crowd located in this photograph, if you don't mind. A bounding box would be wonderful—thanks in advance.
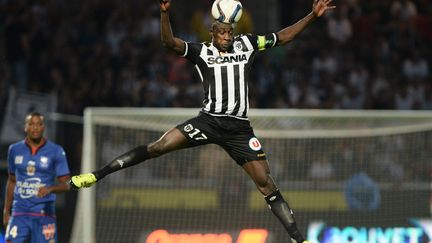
[276,0,431,110]
[0,0,431,115]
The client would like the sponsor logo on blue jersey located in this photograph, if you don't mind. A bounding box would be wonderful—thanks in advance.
[16,178,46,199]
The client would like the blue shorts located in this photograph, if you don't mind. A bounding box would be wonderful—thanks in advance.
[5,214,57,243]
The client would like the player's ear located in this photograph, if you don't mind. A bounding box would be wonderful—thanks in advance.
[209,29,214,41]
[209,21,217,36]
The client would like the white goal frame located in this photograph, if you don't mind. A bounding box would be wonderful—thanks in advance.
[70,108,432,243]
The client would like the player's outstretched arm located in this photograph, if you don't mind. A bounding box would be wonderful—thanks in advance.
[276,0,335,45]
[160,0,186,55]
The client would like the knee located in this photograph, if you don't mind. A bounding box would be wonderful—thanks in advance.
[255,175,269,188]
[255,174,276,192]
[148,140,167,157]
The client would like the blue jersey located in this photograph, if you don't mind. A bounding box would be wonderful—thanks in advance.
[7,139,70,216]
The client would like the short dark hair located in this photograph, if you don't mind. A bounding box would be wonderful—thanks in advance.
[211,21,234,31]
[25,112,44,123]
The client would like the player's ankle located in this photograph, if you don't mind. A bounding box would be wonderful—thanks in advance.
[92,171,103,181]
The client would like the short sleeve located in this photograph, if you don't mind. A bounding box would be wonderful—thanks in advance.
[7,145,15,175]
[55,146,70,177]
[184,42,203,63]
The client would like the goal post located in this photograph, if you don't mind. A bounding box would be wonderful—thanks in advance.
[71,108,432,243]
[70,108,96,243]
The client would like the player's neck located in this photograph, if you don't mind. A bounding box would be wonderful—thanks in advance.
[213,43,233,55]
[26,137,45,147]
[218,49,233,55]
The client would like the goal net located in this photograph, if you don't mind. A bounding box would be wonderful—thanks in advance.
[71,108,432,243]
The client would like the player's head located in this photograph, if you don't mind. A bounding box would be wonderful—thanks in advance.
[24,112,45,141]
[210,21,234,52]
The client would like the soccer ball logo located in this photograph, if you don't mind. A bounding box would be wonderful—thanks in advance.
[211,0,243,24]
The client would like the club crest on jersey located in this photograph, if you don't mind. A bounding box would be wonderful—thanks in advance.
[15,155,23,164]
[207,54,247,64]
[249,137,262,151]
[40,156,49,168]
[27,161,36,176]
[235,42,243,51]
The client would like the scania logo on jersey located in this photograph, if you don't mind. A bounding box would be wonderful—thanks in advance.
[16,178,46,199]
[207,54,247,64]
[249,137,262,151]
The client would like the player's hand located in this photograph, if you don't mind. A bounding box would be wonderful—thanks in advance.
[3,211,10,226]
[159,0,170,12]
[312,0,335,17]
[37,186,52,198]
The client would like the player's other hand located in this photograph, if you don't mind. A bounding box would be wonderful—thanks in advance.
[3,211,10,226]
[312,0,336,17]
[159,0,170,12]
[37,187,52,198]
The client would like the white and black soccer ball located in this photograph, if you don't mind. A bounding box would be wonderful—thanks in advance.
[211,0,243,24]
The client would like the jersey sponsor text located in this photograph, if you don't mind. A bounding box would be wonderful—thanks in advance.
[207,54,247,64]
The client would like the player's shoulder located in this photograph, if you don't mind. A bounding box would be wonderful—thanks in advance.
[234,33,257,44]
[8,140,26,151]
[45,140,65,151]
[184,41,206,55]
[233,33,256,50]
[235,33,255,39]
[185,41,206,47]
[46,141,67,158]
[201,41,212,48]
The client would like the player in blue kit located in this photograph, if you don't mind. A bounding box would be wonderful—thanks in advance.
[3,112,71,243]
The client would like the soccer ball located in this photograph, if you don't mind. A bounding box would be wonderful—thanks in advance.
[211,0,243,24]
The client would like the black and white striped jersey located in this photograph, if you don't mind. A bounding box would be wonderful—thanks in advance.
[183,33,278,120]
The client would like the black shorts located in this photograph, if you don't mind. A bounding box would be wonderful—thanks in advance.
[176,112,267,166]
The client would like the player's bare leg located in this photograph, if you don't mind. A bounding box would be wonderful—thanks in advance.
[242,160,309,243]
[70,128,188,189]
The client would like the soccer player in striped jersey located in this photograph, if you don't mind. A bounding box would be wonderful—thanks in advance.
[70,0,335,242]
[3,112,71,242]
